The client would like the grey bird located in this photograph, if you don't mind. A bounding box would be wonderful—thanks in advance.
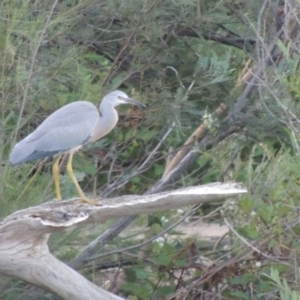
[10,90,146,204]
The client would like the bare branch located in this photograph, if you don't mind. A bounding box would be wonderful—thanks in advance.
[88,204,200,262]
[68,182,246,269]
[0,184,246,299]
[163,103,227,176]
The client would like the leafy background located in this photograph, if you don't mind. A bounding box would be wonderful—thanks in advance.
[1,0,300,299]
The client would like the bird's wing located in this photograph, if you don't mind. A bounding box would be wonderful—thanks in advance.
[10,101,99,165]
[32,101,99,151]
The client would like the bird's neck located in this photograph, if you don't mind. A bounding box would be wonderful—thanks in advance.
[98,104,119,138]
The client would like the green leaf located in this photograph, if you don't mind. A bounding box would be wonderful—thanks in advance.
[239,196,253,212]
[82,164,97,176]
[134,268,148,280]
[154,164,164,177]
[236,225,260,240]
[276,40,291,59]
[258,205,273,224]
[229,291,250,300]
[230,274,255,285]
[264,264,289,274]
[121,282,151,298]
[155,286,174,297]
[131,176,141,184]
[174,258,188,267]
[139,129,159,141]
[152,255,171,266]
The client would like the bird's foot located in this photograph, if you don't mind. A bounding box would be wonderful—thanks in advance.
[77,197,101,206]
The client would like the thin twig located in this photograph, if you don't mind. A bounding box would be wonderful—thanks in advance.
[87,205,201,262]
[100,0,154,89]
[164,67,185,90]
[102,124,176,195]
[224,218,290,266]
[138,122,176,171]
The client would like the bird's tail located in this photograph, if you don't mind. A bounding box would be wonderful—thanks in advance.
[10,141,37,166]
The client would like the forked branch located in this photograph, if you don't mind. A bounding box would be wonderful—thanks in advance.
[0,183,246,299]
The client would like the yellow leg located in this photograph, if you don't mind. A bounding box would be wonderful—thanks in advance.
[53,155,62,200]
[66,152,98,205]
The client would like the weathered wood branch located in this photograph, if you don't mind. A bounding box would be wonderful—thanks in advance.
[0,183,246,299]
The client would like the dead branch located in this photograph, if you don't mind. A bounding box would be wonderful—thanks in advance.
[69,126,243,272]
[163,103,227,176]
[0,183,246,300]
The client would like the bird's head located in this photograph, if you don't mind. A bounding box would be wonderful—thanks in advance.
[102,90,146,108]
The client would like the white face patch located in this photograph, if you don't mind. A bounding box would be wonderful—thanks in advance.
[116,97,129,105]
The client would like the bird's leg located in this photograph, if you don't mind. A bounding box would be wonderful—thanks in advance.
[66,152,99,205]
[53,155,62,200]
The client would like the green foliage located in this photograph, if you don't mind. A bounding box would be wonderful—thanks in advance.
[220,148,300,298]
[267,268,300,300]
[121,237,188,299]
[2,0,300,299]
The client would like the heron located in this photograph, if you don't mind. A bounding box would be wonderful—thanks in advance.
[10,90,146,204]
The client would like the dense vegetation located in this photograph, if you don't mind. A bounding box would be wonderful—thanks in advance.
[1,0,300,299]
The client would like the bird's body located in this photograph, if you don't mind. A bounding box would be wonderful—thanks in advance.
[10,101,99,165]
[10,101,118,165]
[10,90,145,203]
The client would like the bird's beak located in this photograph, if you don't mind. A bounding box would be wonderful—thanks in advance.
[119,96,147,108]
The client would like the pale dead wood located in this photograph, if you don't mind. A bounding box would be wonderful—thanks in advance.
[0,183,246,299]
[163,103,227,177]
[162,59,253,178]
[0,211,123,300]
[162,59,254,178]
